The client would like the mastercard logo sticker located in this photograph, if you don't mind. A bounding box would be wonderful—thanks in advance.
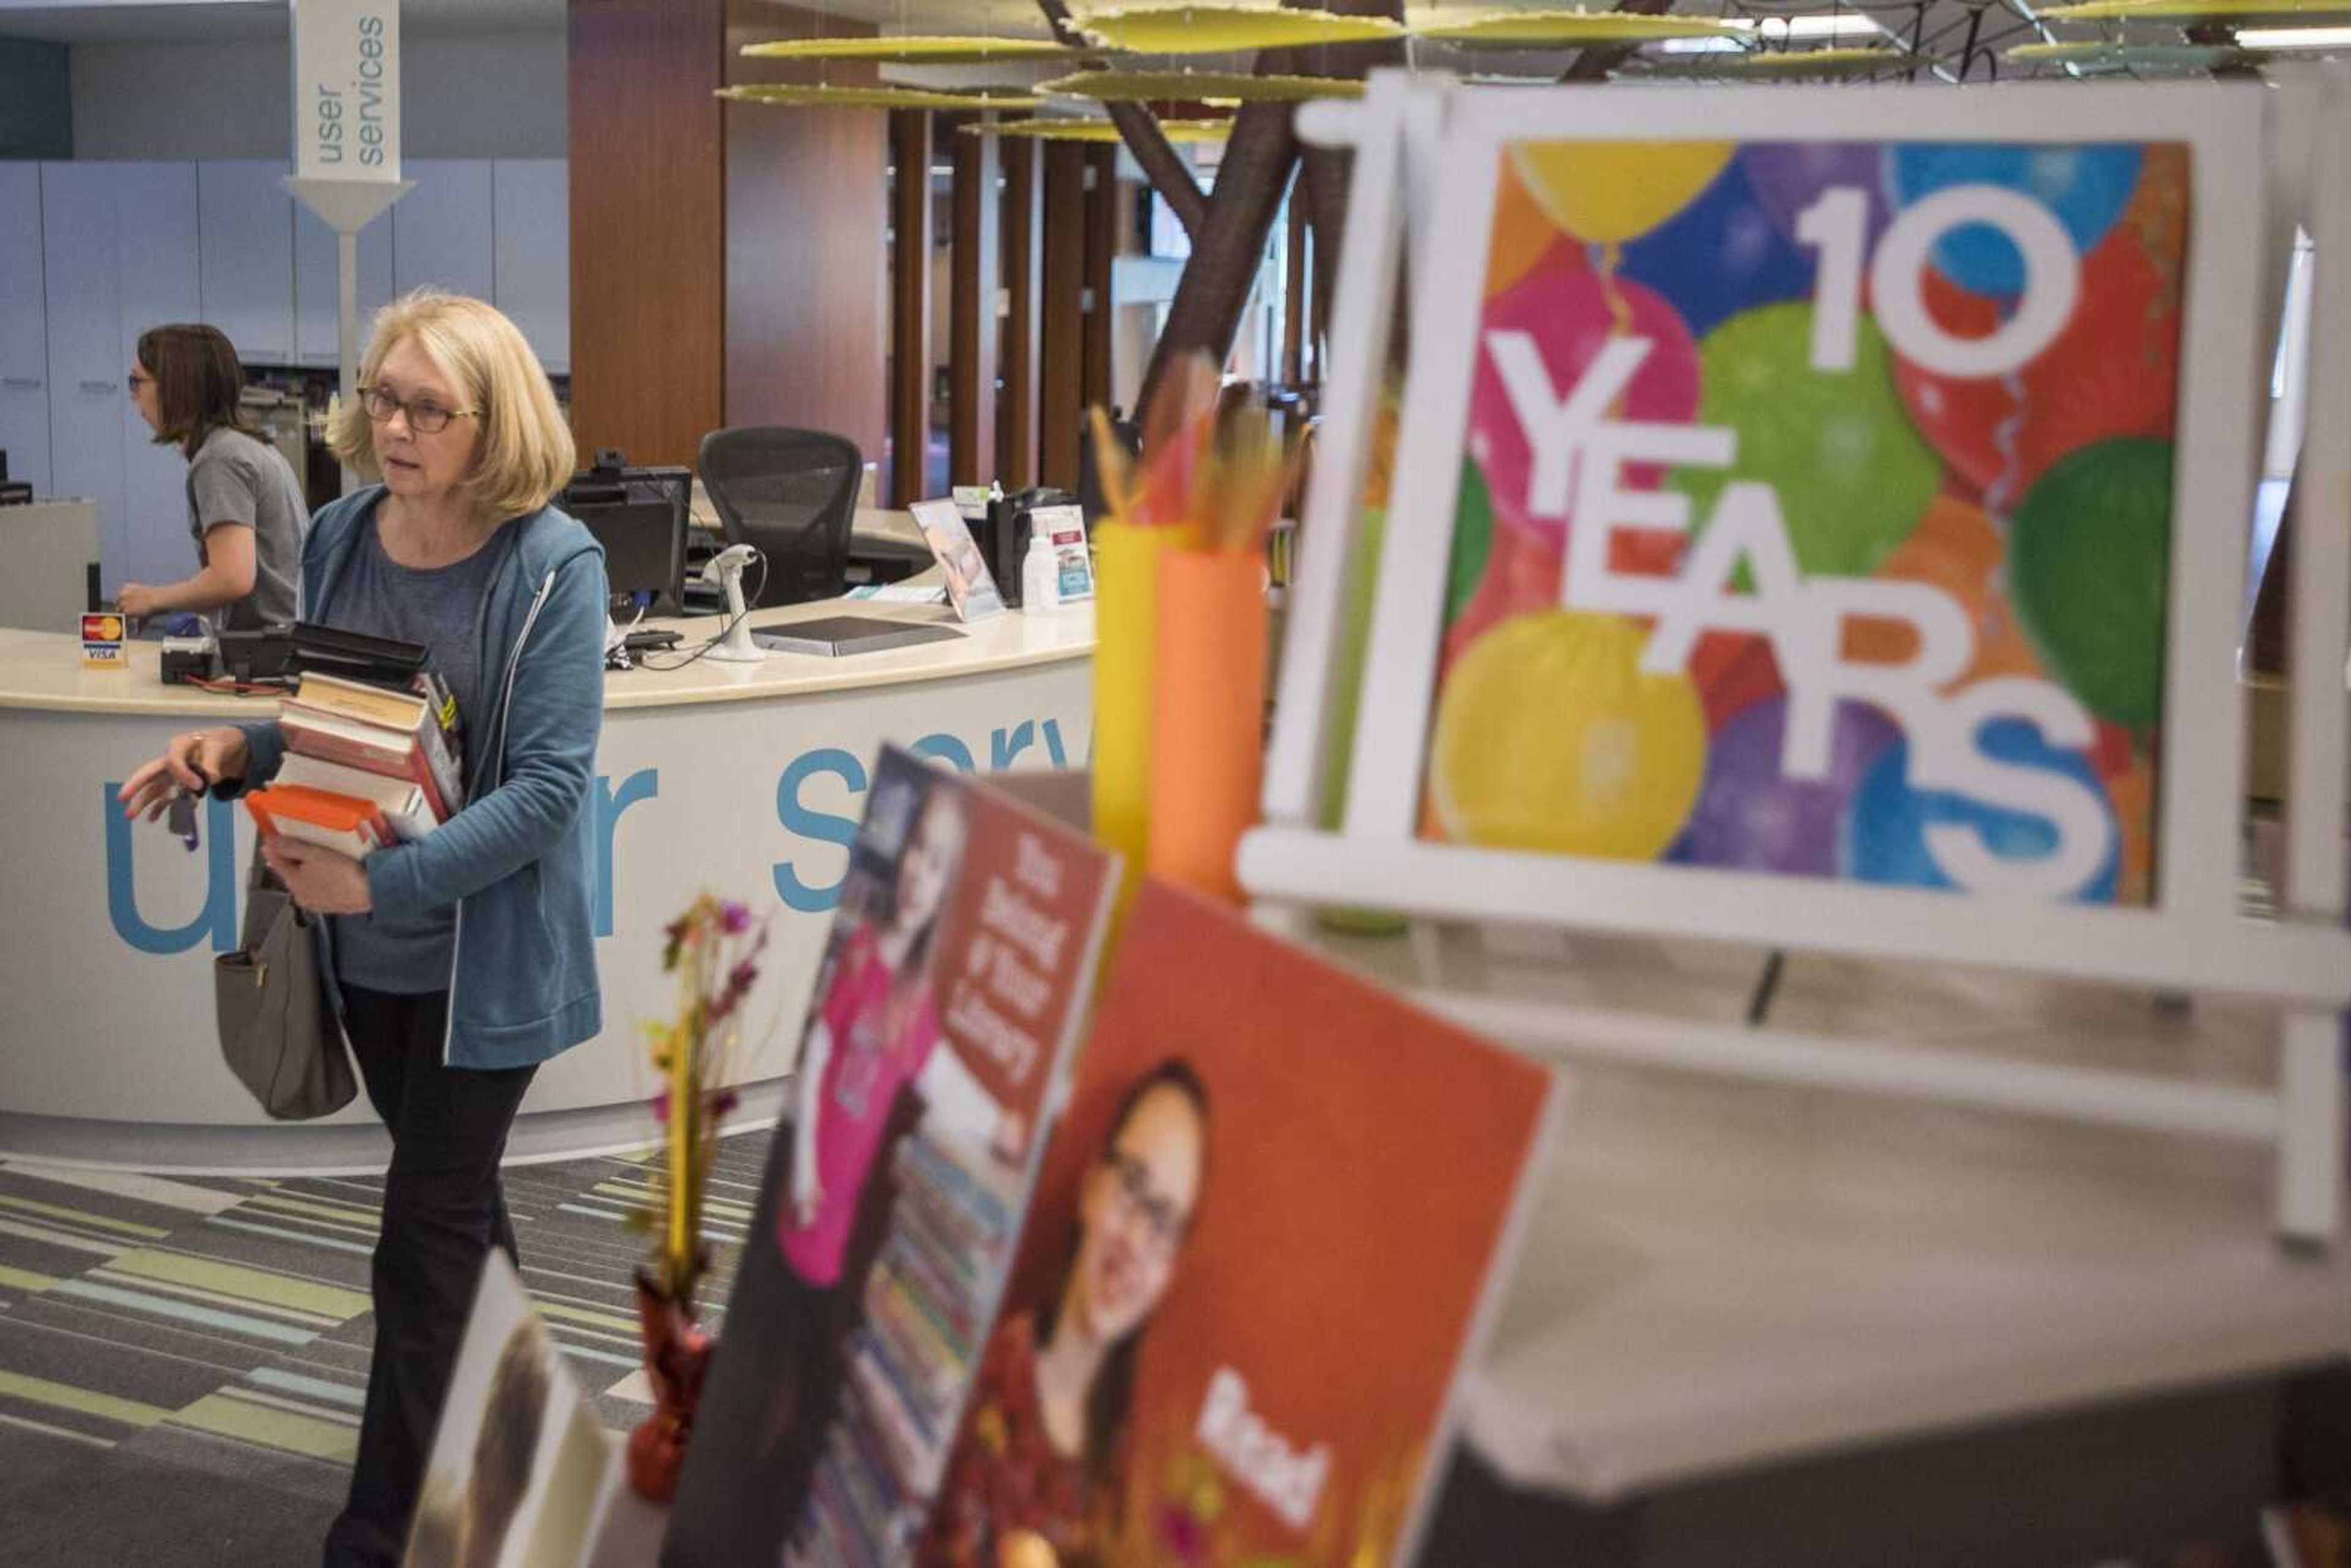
[82,614,124,641]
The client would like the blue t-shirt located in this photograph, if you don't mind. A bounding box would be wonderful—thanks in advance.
[328,510,512,994]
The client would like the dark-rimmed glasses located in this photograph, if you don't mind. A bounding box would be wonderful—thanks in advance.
[358,385,476,435]
[1103,1149,1191,1253]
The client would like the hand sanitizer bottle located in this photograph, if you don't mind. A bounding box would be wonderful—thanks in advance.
[1022,527,1062,615]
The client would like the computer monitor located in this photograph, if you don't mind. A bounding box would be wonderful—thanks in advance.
[563,457,689,616]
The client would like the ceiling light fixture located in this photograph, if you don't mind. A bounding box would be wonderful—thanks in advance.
[2236,23,2351,43]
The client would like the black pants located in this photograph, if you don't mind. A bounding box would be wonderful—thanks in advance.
[323,986,537,1568]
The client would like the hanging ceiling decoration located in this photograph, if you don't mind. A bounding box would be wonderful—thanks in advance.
[2036,0,2351,17]
[740,36,1084,64]
[1410,9,1749,45]
[974,115,1236,140]
[715,84,1047,110]
[1070,4,1408,53]
[2009,39,2254,67]
[1637,44,1915,77]
[1042,68,1368,102]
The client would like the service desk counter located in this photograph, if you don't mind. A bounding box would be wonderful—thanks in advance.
[0,599,1093,1172]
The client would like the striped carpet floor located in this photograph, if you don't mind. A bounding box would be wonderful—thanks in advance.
[0,1128,773,1567]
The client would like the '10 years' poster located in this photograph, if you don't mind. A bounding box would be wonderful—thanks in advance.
[1430,139,2184,906]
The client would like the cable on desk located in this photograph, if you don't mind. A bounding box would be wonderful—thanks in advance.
[637,549,770,672]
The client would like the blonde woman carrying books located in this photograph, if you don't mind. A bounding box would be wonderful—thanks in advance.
[118,291,610,1568]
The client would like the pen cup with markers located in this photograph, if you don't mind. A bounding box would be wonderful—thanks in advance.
[1147,547,1269,904]
[1089,520,1168,913]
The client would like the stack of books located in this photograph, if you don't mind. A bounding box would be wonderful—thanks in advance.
[792,1130,1017,1568]
[242,671,465,858]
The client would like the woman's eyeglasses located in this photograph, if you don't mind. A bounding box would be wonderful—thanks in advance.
[1103,1149,1190,1251]
[358,385,476,435]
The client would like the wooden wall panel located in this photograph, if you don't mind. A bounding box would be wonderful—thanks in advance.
[722,2,887,471]
[888,111,933,506]
[948,120,999,487]
[999,138,1041,492]
[1081,145,1117,417]
[1039,143,1087,493]
[567,0,724,468]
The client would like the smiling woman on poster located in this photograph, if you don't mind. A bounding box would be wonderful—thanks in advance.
[920,1059,1212,1568]
[722,773,1026,1533]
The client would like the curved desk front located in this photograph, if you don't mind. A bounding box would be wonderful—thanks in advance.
[0,599,1094,1172]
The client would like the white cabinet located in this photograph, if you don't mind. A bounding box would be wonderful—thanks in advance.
[295,200,394,369]
[394,160,495,301]
[0,162,50,498]
[493,159,569,374]
[116,163,201,590]
[198,160,294,367]
[41,163,127,591]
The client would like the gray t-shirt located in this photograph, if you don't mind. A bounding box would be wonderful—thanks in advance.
[327,509,512,995]
[187,427,308,632]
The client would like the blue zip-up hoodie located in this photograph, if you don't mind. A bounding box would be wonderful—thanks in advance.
[236,486,610,1070]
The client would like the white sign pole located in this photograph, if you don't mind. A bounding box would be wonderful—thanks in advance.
[283,0,413,494]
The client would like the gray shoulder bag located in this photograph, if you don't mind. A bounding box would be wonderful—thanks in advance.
[214,851,358,1120]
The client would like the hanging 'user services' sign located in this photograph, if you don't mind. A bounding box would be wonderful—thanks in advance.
[291,0,400,181]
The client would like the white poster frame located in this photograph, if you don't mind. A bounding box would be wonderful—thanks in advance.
[1242,72,2351,1245]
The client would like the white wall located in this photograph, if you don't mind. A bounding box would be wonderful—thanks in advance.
[69,29,565,161]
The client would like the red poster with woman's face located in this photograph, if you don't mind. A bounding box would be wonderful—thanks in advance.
[918,880,1559,1568]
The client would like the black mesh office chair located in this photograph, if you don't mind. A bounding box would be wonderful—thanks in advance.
[696,427,863,608]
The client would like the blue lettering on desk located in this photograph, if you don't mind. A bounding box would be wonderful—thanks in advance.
[595,769,659,938]
[774,749,867,913]
[103,782,239,955]
[770,719,1075,913]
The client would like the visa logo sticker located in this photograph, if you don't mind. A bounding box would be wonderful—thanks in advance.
[81,613,126,669]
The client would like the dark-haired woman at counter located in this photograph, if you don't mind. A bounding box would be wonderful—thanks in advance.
[116,322,308,630]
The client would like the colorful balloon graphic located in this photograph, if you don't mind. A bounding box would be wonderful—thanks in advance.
[1468,257,1701,538]
[1621,154,1814,338]
[2101,760,2155,907]
[1673,696,1899,876]
[1487,155,1573,299]
[1673,301,1941,580]
[1510,140,1735,247]
[1845,718,2120,902]
[1742,141,1892,252]
[1843,493,2043,690]
[1888,143,2143,299]
[1692,631,1785,731]
[1894,217,2179,503]
[2009,438,2173,731]
[1447,462,1496,629]
[1429,610,1707,859]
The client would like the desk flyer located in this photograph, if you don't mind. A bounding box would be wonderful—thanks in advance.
[914,880,1560,1568]
[403,1252,620,1568]
[912,500,1007,623]
[1433,140,2185,906]
[662,747,1119,1568]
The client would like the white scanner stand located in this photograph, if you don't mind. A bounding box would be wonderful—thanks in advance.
[702,544,767,663]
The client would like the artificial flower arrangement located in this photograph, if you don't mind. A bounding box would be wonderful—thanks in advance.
[625,892,773,1500]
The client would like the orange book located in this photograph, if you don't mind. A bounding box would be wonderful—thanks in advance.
[244,784,392,861]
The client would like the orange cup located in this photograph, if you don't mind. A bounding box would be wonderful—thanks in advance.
[1147,549,1268,903]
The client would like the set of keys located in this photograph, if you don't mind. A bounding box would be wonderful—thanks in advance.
[163,765,212,852]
